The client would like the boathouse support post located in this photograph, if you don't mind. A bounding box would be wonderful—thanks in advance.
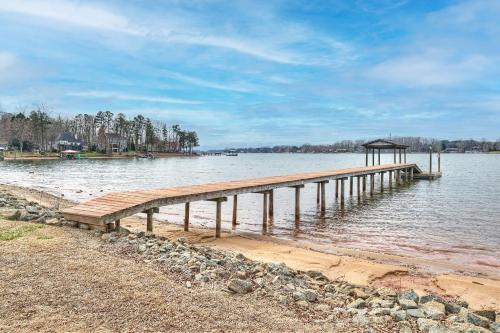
[394,149,396,163]
[404,149,407,163]
[372,149,375,166]
[378,148,381,165]
[184,202,190,231]
[146,209,154,232]
[389,170,393,188]
[232,195,238,226]
[365,149,368,166]
[399,149,402,164]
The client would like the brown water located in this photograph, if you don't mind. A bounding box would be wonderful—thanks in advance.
[1,153,499,271]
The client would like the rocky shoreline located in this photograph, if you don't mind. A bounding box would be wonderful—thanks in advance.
[1,189,499,333]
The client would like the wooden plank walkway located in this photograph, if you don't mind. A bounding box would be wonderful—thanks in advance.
[61,163,421,234]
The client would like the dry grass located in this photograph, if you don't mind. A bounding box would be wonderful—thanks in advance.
[0,220,338,333]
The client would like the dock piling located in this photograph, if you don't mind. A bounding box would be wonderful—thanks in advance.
[146,209,153,232]
[349,176,353,196]
[380,172,385,192]
[320,182,326,212]
[216,200,222,238]
[357,176,361,198]
[389,171,393,188]
[115,219,120,230]
[335,179,339,199]
[262,192,268,225]
[269,190,274,220]
[370,174,375,196]
[184,202,190,231]
[340,178,345,206]
[232,195,238,226]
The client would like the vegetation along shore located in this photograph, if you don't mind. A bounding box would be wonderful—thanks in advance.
[0,185,498,332]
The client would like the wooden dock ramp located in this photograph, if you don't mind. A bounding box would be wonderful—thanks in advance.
[61,163,422,236]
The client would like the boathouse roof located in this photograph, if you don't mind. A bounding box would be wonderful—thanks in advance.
[362,139,408,149]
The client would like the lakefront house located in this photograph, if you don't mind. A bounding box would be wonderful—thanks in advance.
[53,132,85,152]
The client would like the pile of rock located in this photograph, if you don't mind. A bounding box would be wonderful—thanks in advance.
[0,191,58,224]
[98,230,499,333]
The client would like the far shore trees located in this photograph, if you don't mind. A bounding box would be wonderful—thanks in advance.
[0,106,200,154]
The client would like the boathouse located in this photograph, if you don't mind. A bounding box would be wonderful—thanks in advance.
[362,139,408,166]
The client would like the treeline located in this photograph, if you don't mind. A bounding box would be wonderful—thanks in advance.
[0,105,199,153]
[231,137,500,153]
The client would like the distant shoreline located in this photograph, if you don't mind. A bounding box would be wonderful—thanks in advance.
[0,152,194,161]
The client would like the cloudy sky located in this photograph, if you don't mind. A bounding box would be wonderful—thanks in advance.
[0,0,499,148]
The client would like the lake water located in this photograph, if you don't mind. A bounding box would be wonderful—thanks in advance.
[1,153,499,271]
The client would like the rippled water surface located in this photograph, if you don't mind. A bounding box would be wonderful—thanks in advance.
[1,153,499,270]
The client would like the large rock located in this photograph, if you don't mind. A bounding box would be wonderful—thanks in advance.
[399,299,418,310]
[473,310,496,322]
[347,298,367,309]
[293,289,318,302]
[417,318,447,333]
[406,308,425,318]
[227,279,253,294]
[398,289,419,303]
[467,313,491,329]
[25,205,40,214]
[490,322,500,333]
[422,300,446,320]
[419,294,445,304]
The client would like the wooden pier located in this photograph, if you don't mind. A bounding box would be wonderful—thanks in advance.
[61,163,423,236]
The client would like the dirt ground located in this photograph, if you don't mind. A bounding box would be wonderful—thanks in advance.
[0,219,338,333]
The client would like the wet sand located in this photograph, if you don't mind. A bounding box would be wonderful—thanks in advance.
[2,183,499,311]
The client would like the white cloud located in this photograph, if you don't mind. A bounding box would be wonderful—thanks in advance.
[0,51,16,71]
[369,53,490,87]
[67,91,202,105]
[0,0,143,35]
[162,70,257,93]
[0,0,352,66]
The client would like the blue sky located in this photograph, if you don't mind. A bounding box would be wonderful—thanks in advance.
[0,0,499,148]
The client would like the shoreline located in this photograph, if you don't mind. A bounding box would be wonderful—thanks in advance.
[0,152,194,161]
[1,183,498,311]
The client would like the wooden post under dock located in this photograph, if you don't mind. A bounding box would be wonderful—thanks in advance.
[262,192,268,225]
[340,178,345,206]
[292,185,304,220]
[357,176,361,198]
[316,183,320,204]
[405,168,409,182]
[184,202,190,231]
[362,175,367,193]
[389,170,393,188]
[146,209,153,232]
[396,170,401,185]
[232,195,238,226]
[115,219,120,230]
[269,189,274,220]
[370,174,375,196]
[335,179,339,199]
[349,176,353,196]
[410,168,414,181]
[380,172,385,192]
[320,181,327,212]
[216,200,222,238]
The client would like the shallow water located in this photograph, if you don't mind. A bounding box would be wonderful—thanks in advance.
[1,153,499,270]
